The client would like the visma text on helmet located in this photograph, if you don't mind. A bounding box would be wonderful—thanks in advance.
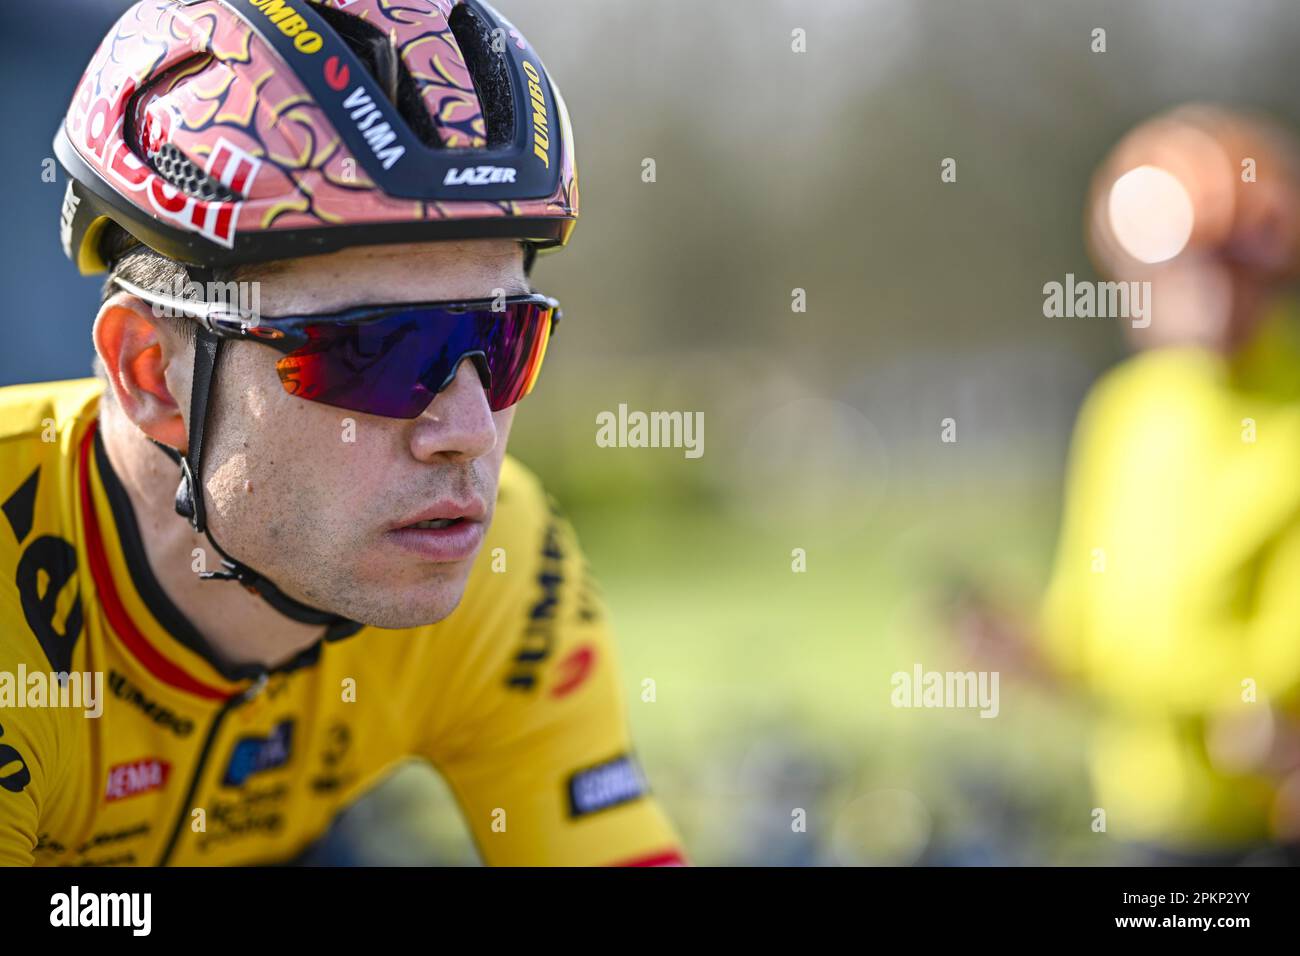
[341,87,407,170]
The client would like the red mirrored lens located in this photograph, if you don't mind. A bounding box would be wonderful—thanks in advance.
[274,301,554,418]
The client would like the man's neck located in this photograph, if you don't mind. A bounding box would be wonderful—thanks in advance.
[98,400,328,674]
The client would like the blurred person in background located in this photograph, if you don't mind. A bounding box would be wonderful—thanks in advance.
[964,104,1300,863]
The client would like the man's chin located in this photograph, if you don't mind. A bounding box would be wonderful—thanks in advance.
[327,578,472,630]
[367,604,466,630]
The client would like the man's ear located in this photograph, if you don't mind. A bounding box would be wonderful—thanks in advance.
[93,293,188,451]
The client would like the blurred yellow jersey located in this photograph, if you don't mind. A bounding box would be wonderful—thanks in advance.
[1041,304,1300,849]
[0,378,685,866]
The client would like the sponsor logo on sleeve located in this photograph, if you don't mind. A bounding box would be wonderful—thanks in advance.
[506,512,565,691]
[551,643,595,698]
[567,753,648,818]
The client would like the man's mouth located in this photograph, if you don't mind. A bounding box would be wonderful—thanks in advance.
[407,517,463,530]
[391,496,488,531]
[386,501,488,563]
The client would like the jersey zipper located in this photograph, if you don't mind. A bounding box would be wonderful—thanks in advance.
[157,672,269,866]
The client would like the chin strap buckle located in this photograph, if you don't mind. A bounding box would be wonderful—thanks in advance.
[197,567,237,583]
[199,558,263,597]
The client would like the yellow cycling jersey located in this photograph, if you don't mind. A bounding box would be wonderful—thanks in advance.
[1040,304,1300,849]
[0,378,686,866]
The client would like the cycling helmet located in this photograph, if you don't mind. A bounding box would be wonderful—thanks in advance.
[55,0,578,273]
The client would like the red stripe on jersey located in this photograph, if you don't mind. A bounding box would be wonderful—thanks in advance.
[607,848,688,867]
[78,422,231,701]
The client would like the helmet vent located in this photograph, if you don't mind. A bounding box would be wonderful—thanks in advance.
[149,143,239,203]
[309,1,443,149]
[448,3,514,148]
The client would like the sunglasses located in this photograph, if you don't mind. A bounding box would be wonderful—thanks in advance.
[111,276,559,418]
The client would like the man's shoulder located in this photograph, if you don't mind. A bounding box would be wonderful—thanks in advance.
[0,378,102,553]
[0,379,104,694]
[0,378,103,445]
[0,378,102,560]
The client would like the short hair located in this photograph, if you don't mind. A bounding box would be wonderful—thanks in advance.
[97,223,273,343]
[93,223,267,389]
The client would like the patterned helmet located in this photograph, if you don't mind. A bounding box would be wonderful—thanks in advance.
[54,0,578,273]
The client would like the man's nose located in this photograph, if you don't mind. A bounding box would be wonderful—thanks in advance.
[408,358,498,463]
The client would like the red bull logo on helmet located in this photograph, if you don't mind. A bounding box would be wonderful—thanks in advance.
[78,78,261,248]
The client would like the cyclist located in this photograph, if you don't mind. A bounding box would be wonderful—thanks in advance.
[0,0,686,866]
[1041,105,1300,861]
